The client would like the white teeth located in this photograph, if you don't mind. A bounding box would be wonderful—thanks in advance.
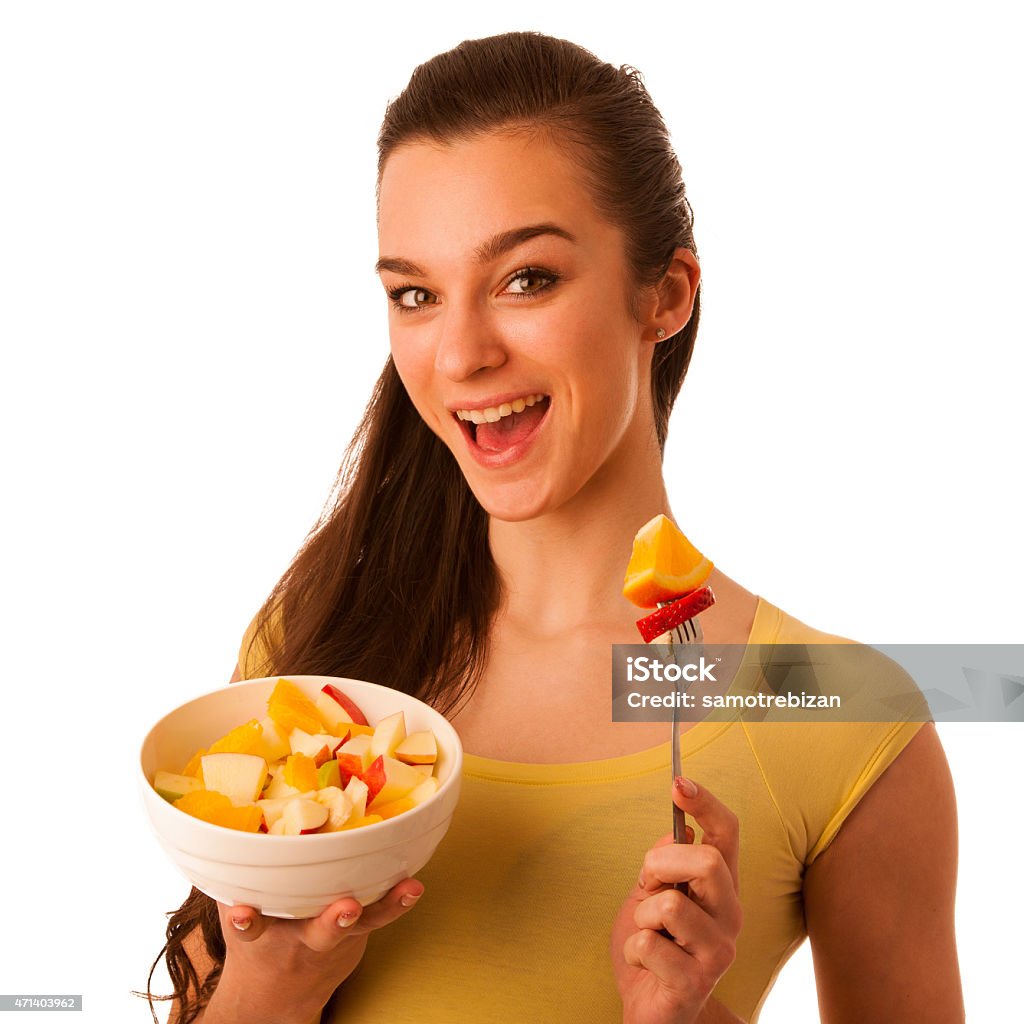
[455,393,547,423]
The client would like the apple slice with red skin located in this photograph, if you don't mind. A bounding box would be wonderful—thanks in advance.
[335,754,365,788]
[320,684,369,727]
[635,585,716,643]
[361,756,386,807]
[395,731,438,766]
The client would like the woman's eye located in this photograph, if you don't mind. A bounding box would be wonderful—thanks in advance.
[390,287,437,310]
[505,269,556,295]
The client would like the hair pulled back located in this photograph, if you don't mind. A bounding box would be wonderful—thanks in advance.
[145,32,700,1023]
[379,31,701,443]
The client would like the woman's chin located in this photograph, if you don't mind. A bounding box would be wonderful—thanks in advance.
[464,474,557,525]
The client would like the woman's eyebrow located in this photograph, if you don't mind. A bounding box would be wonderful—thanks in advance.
[375,223,576,277]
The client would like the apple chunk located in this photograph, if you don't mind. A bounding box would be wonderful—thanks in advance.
[252,715,290,762]
[344,776,369,820]
[395,731,437,766]
[320,683,369,727]
[370,711,407,759]
[368,755,424,808]
[314,786,354,831]
[268,797,329,835]
[200,753,268,804]
[154,771,204,802]
[336,734,373,770]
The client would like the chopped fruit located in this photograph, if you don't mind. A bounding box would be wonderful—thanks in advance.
[281,753,318,793]
[173,790,262,832]
[622,514,713,607]
[315,689,353,732]
[344,723,376,738]
[252,716,291,762]
[208,718,263,755]
[262,770,302,800]
[340,813,383,830]
[269,797,329,836]
[635,585,717,643]
[335,753,366,787]
[257,795,306,830]
[373,796,416,820]
[370,711,407,759]
[288,727,345,761]
[369,756,424,808]
[320,684,369,727]
[361,756,386,807]
[154,771,204,803]
[182,748,206,779]
[344,776,369,820]
[408,776,439,805]
[266,678,323,735]
[317,759,341,789]
[200,752,269,804]
[395,731,438,766]
[314,786,354,831]
[156,679,445,834]
[336,734,373,770]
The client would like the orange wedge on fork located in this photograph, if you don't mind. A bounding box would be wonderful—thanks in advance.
[622,514,713,608]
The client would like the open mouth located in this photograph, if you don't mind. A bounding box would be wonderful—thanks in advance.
[454,393,551,454]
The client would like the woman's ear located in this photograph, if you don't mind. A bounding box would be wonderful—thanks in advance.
[643,247,701,343]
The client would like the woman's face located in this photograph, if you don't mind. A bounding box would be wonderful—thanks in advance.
[377,131,661,523]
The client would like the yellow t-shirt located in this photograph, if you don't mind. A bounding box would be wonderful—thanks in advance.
[240,598,924,1023]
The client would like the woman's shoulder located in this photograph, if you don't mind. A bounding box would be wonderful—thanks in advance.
[738,594,929,865]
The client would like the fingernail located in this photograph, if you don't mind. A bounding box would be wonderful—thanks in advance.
[400,892,421,908]
[675,776,698,798]
[231,916,251,931]
[337,910,359,928]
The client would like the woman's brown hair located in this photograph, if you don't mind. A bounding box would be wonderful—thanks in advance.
[145,31,700,1022]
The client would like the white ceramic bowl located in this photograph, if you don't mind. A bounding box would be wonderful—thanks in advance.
[139,675,462,918]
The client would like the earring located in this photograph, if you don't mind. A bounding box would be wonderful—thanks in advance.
[656,328,667,339]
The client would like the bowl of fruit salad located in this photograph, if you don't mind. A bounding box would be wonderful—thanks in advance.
[139,675,462,918]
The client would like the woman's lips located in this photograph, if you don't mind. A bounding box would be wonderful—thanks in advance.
[455,395,551,468]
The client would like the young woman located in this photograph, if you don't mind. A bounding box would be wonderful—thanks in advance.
[152,32,963,1024]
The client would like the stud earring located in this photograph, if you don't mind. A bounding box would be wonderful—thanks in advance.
[656,328,666,339]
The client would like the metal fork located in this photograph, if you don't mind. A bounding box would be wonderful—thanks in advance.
[661,606,704,900]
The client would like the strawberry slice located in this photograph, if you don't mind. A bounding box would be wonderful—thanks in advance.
[635,585,716,643]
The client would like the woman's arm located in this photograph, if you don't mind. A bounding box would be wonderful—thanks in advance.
[803,722,964,1023]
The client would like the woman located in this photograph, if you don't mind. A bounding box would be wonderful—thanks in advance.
[151,32,963,1024]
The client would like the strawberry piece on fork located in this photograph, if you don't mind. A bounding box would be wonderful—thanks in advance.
[635,585,716,643]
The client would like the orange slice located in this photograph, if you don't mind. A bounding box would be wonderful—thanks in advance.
[173,790,263,832]
[282,752,319,792]
[622,514,713,608]
[181,747,206,780]
[266,678,323,735]
[208,718,263,755]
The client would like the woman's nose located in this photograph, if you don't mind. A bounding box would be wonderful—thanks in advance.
[433,305,507,381]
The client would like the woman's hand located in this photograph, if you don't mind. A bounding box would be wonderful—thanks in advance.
[194,878,424,1024]
[610,778,743,1024]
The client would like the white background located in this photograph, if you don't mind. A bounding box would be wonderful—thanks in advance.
[1,2,1020,1020]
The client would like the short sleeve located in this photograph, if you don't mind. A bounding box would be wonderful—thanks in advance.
[741,641,930,867]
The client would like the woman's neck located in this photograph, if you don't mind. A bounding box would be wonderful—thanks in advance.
[487,459,672,637]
